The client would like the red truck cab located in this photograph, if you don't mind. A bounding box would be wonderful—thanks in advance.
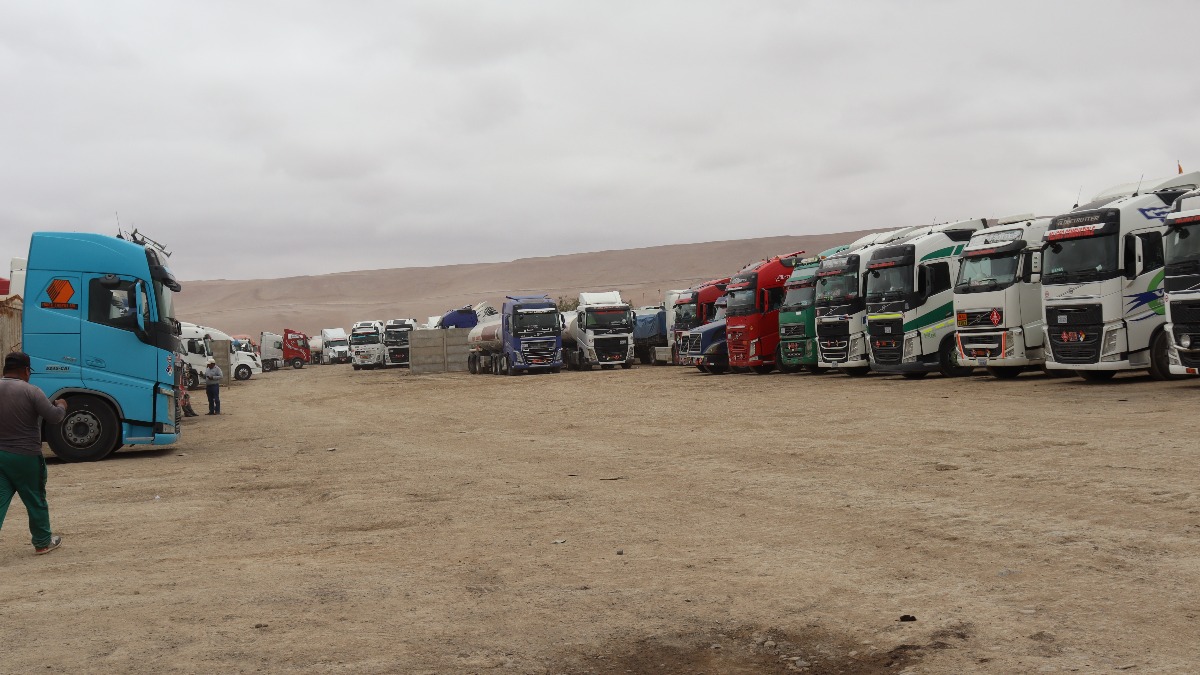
[725,251,803,373]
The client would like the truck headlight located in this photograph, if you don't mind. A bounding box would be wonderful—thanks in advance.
[513,351,525,364]
[1101,326,1123,361]
[902,333,919,362]
[749,339,757,357]
[1183,334,1193,349]
[1003,331,1017,358]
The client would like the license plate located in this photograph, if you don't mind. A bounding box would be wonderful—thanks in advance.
[1057,315,1067,324]
[883,326,892,334]
[977,358,987,366]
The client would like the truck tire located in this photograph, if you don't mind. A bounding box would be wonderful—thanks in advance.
[1078,370,1116,382]
[938,337,973,378]
[621,362,632,369]
[551,367,562,374]
[986,366,1022,379]
[504,355,517,376]
[235,364,252,380]
[186,370,200,389]
[352,364,361,371]
[579,350,592,371]
[468,353,477,374]
[46,395,120,462]
[696,363,708,373]
[1148,330,1179,381]
[291,358,304,369]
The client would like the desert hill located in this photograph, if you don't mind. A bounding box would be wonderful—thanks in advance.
[176,230,880,337]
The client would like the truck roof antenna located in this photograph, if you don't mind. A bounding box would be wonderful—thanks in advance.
[1132,173,1144,197]
[1072,185,1082,209]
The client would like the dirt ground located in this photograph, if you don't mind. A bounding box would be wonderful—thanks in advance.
[2,363,1198,674]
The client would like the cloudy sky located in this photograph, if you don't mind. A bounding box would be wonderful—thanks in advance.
[2,1,1197,281]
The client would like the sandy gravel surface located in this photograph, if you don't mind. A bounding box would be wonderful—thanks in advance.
[2,365,1197,674]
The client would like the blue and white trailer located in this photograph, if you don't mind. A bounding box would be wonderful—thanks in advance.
[22,231,182,461]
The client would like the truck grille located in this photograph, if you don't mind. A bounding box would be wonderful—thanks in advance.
[1046,304,1102,327]
[593,336,628,362]
[388,347,410,364]
[816,320,849,337]
[957,330,1003,358]
[868,319,903,365]
[1048,325,1102,364]
[818,337,849,363]
[1171,302,1200,324]
[780,324,806,338]
[521,338,557,364]
[1172,318,1200,367]
[681,333,701,357]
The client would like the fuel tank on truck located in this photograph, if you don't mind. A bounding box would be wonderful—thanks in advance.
[466,315,504,351]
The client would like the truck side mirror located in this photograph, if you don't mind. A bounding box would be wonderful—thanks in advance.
[133,281,150,343]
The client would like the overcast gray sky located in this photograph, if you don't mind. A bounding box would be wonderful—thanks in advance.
[2,1,1197,281]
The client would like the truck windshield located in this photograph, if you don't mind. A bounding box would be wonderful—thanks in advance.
[816,271,858,304]
[350,333,380,345]
[326,338,348,348]
[674,301,698,329]
[384,330,409,342]
[866,266,913,301]
[1166,226,1200,269]
[955,254,1020,293]
[584,309,632,330]
[515,312,558,332]
[726,289,756,314]
[781,280,815,311]
[1043,235,1120,284]
[153,280,177,326]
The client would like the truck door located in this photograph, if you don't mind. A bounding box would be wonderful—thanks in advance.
[24,271,84,389]
[80,274,158,423]
[1123,229,1166,353]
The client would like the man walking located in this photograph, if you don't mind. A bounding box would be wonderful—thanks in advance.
[203,357,223,415]
[0,352,68,555]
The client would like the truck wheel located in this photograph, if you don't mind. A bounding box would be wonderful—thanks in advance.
[1148,330,1179,381]
[621,362,632,369]
[186,370,199,389]
[467,353,477,374]
[986,366,1022,379]
[46,395,120,462]
[551,367,562,374]
[902,372,928,380]
[696,363,708,373]
[352,364,361,371]
[843,366,870,377]
[579,350,592,371]
[291,358,304,369]
[504,355,517,376]
[235,365,252,380]
[938,337,973,378]
[1078,370,1116,382]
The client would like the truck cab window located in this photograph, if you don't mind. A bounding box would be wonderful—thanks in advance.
[929,262,951,294]
[88,278,138,330]
[1139,231,1164,271]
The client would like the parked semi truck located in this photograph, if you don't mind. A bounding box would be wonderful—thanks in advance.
[350,320,385,370]
[179,322,263,383]
[865,219,989,378]
[1165,187,1200,376]
[383,319,418,366]
[22,231,181,461]
[815,229,927,376]
[953,216,1052,378]
[1041,172,1200,381]
[633,307,669,364]
[467,295,564,375]
[682,295,729,373]
[777,246,850,373]
[671,278,728,365]
[260,329,312,371]
[320,327,351,364]
[725,250,806,373]
[561,291,635,370]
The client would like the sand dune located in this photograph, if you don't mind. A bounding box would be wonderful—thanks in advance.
[176,231,878,337]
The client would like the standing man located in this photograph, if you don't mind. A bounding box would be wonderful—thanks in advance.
[0,352,68,555]
[203,357,223,415]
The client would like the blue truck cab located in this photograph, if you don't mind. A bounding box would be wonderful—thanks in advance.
[682,296,729,374]
[467,295,564,375]
[22,232,182,461]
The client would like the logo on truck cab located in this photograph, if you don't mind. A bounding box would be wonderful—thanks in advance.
[41,279,78,310]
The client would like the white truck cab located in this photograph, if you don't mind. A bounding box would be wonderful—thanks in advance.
[1041,172,1199,381]
[953,216,1050,378]
[1162,188,1200,376]
[562,291,636,370]
[179,322,262,386]
[350,320,385,370]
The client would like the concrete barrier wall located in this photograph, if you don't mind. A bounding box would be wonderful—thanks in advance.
[0,296,22,356]
[410,329,471,374]
[211,339,233,385]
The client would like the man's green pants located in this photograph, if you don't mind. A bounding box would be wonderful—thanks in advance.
[0,451,53,548]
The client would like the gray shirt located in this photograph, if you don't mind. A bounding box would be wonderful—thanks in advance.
[0,377,68,457]
[203,365,223,385]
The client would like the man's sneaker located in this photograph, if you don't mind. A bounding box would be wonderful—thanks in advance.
[35,535,62,555]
